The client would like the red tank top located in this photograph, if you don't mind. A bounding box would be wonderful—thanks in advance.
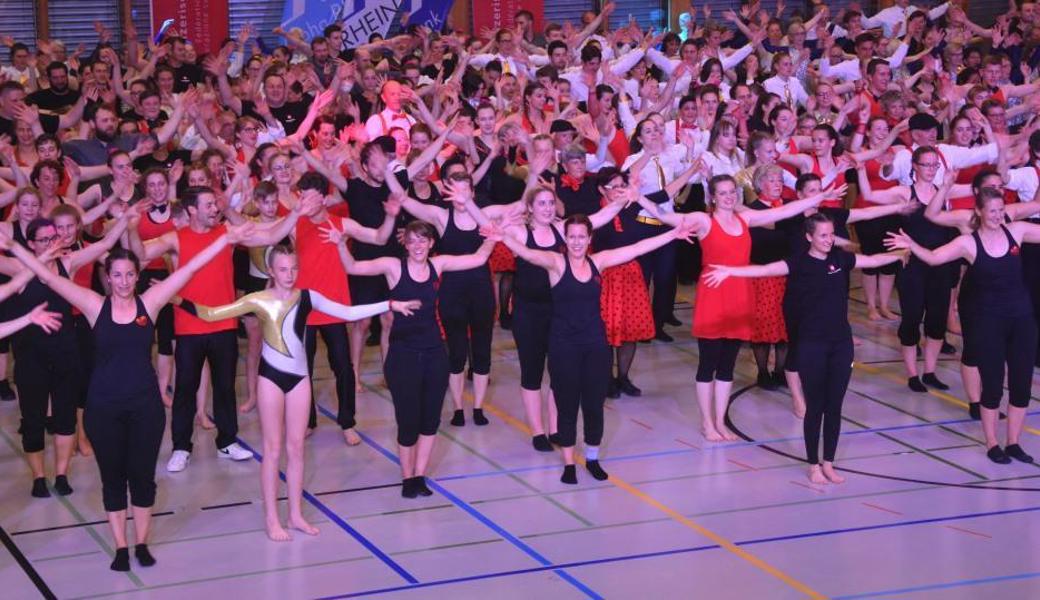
[692,215,754,340]
[294,216,352,325]
[173,225,236,335]
[138,210,176,270]
[812,154,846,208]
[855,158,899,208]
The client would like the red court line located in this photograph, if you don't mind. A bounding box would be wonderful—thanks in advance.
[943,525,993,539]
[861,502,904,516]
[674,438,701,450]
[629,418,653,430]
[789,480,826,494]
[727,459,759,471]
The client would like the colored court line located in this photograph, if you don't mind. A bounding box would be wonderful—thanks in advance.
[314,405,603,600]
[473,402,828,600]
[831,570,1040,599]
[320,501,1040,599]
[230,436,419,585]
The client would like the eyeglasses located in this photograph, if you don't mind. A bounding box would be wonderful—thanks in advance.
[914,162,940,168]
[33,235,58,245]
[240,126,259,133]
[272,164,292,172]
[602,183,626,191]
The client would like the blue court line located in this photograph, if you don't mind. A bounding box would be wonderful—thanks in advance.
[317,502,1040,599]
[314,404,602,600]
[434,411,1040,483]
[230,436,419,584]
[831,571,1040,599]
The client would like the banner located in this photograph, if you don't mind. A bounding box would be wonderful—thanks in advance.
[281,0,455,49]
[151,0,228,55]
[471,0,543,35]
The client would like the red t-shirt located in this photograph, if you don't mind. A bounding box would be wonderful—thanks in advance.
[173,225,236,335]
[294,215,352,325]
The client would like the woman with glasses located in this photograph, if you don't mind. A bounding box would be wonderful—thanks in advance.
[859,146,958,394]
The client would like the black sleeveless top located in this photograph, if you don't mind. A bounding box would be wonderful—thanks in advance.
[389,259,442,350]
[14,260,75,347]
[89,296,160,400]
[515,225,564,304]
[968,225,1031,318]
[438,207,489,285]
[550,256,606,346]
[904,184,954,249]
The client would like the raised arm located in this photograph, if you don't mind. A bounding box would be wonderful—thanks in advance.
[431,238,495,272]
[65,211,131,273]
[141,225,242,318]
[702,260,790,287]
[175,294,260,322]
[322,228,398,278]
[884,229,972,266]
[592,221,696,271]
[857,166,910,205]
[0,301,63,339]
[922,171,971,230]
[744,185,848,227]
[5,239,105,322]
[854,251,906,270]
[307,290,397,321]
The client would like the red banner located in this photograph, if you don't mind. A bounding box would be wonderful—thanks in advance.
[151,0,228,55]
[471,0,544,37]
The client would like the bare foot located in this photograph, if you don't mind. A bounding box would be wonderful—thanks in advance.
[822,462,846,484]
[343,428,362,446]
[867,308,882,321]
[808,465,828,485]
[792,397,806,419]
[289,515,319,536]
[196,413,215,430]
[716,425,739,442]
[947,320,962,334]
[852,336,864,347]
[239,399,256,414]
[77,435,94,457]
[879,309,898,320]
[305,427,315,439]
[266,521,292,542]
[354,381,363,393]
[701,426,724,442]
[161,394,173,408]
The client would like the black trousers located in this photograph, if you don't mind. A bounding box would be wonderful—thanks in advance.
[172,331,239,452]
[385,345,449,446]
[305,323,355,429]
[798,338,854,464]
[975,313,1038,409]
[547,342,611,448]
[633,220,677,329]
[14,334,79,452]
[511,299,552,391]
[897,258,955,347]
[439,278,495,375]
[85,394,165,512]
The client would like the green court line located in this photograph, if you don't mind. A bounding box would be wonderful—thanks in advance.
[842,414,987,480]
[33,550,104,563]
[0,427,145,588]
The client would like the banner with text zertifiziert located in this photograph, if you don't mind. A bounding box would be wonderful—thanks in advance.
[281,0,454,49]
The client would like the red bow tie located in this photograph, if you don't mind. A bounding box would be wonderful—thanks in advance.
[560,174,583,191]
[392,112,407,120]
[760,195,784,209]
[679,121,697,130]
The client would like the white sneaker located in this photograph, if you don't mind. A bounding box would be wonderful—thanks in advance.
[217,442,252,461]
[166,450,190,472]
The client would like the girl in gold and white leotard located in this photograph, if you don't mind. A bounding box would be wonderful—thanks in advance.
[178,244,419,542]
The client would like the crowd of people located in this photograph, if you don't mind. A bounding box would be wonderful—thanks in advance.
[0,0,1036,572]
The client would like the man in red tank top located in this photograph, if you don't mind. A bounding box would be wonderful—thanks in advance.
[128,186,315,473]
[286,172,398,444]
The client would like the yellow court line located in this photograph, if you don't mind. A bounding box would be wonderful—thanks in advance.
[474,396,828,600]
[853,362,1040,437]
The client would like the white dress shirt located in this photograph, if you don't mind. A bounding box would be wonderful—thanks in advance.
[364,107,416,141]
[621,144,691,217]
[820,42,910,82]
[882,143,999,186]
[560,49,645,104]
[763,75,810,108]
[862,3,951,38]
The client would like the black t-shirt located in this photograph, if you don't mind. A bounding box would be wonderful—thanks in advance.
[173,63,204,92]
[344,170,410,259]
[747,200,791,265]
[27,87,81,113]
[783,248,856,342]
[241,96,313,135]
[133,149,192,174]
[778,208,850,257]
[0,113,59,140]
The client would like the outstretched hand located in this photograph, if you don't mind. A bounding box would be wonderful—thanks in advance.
[702,264,732,288]
[389,299,421,316]
[883,228,913,251]
[28,302,62,334]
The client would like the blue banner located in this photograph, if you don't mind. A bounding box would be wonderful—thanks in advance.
[281,0,454,49]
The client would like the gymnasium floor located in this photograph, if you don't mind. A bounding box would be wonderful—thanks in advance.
[2,282,1040,600]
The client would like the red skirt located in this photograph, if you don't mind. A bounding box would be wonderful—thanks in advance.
[750,276,787,344]
[600,260,655,346]
[489,242,516,273]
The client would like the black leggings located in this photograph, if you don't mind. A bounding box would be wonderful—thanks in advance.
[438,277,495,375]
[897,259,954,347]
[798,338,854,464]
[855,216,902,276]
[172,331,239,452]
[74,315,94,409]
[85,394,165,512]
[547,342,611,448]
[696,338,742,383]
[975,313,1038,410]
[635,227,677,328]
[385,345,449,446]
[511,299,552,391]
[14,335,79,452]
[305,323,355,429]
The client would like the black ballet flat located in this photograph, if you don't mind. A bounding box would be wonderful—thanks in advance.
[401,478,419,499]
[30,477,50,498]
[618,377,642,397]
[548,433,562,446]
[450,409,465,427]
[665,316,682,327]
[53,475,73,496]
[940,341,957,356]
[987,446,1012,465]
[921,373,949,391]
[1005,444,1034,464]
[560,465,578,485]
[414,477,434,496]
[756,372,778,391]
[969,403,981,421]
[606,378,621,399]
[532,435,553,452]
[654,329,674,343]
[907,376,927,393]
[771,371,788,388]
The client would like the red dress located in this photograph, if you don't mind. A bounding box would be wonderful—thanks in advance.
[600,260,654,346]
[855,157,899,208]
[489,242,516,273]
[812,155,846,208]
[693,215,753,341]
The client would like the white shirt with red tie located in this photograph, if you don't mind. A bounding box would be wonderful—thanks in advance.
[364,107,416,141]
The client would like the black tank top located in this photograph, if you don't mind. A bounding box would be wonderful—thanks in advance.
[438,207,489,285]
[14,260,75,346]
[904,184,954,249]
[968,225,1032,317]
[389,259,443,350]
[550,256,606,346]
[515,225,564,303]
[88,296,160,399]
[11,221,27,248]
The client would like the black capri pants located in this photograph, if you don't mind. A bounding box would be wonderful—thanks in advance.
[797,337,854,465]
[85,394,165,512]
[547,341,611,448]
[975,313,1038,410]
[438,275,495,376]
[957,292,979,368]
[511,299,552,391]
[14,334,80,452]
[138,270,174,355]
[385,345,449,446]
[896,258,955,347]
[855,216,902,276]
[305,323,356,430]
[696,338,742,382]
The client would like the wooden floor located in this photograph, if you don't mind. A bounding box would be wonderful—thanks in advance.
[2,280,1040,599]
